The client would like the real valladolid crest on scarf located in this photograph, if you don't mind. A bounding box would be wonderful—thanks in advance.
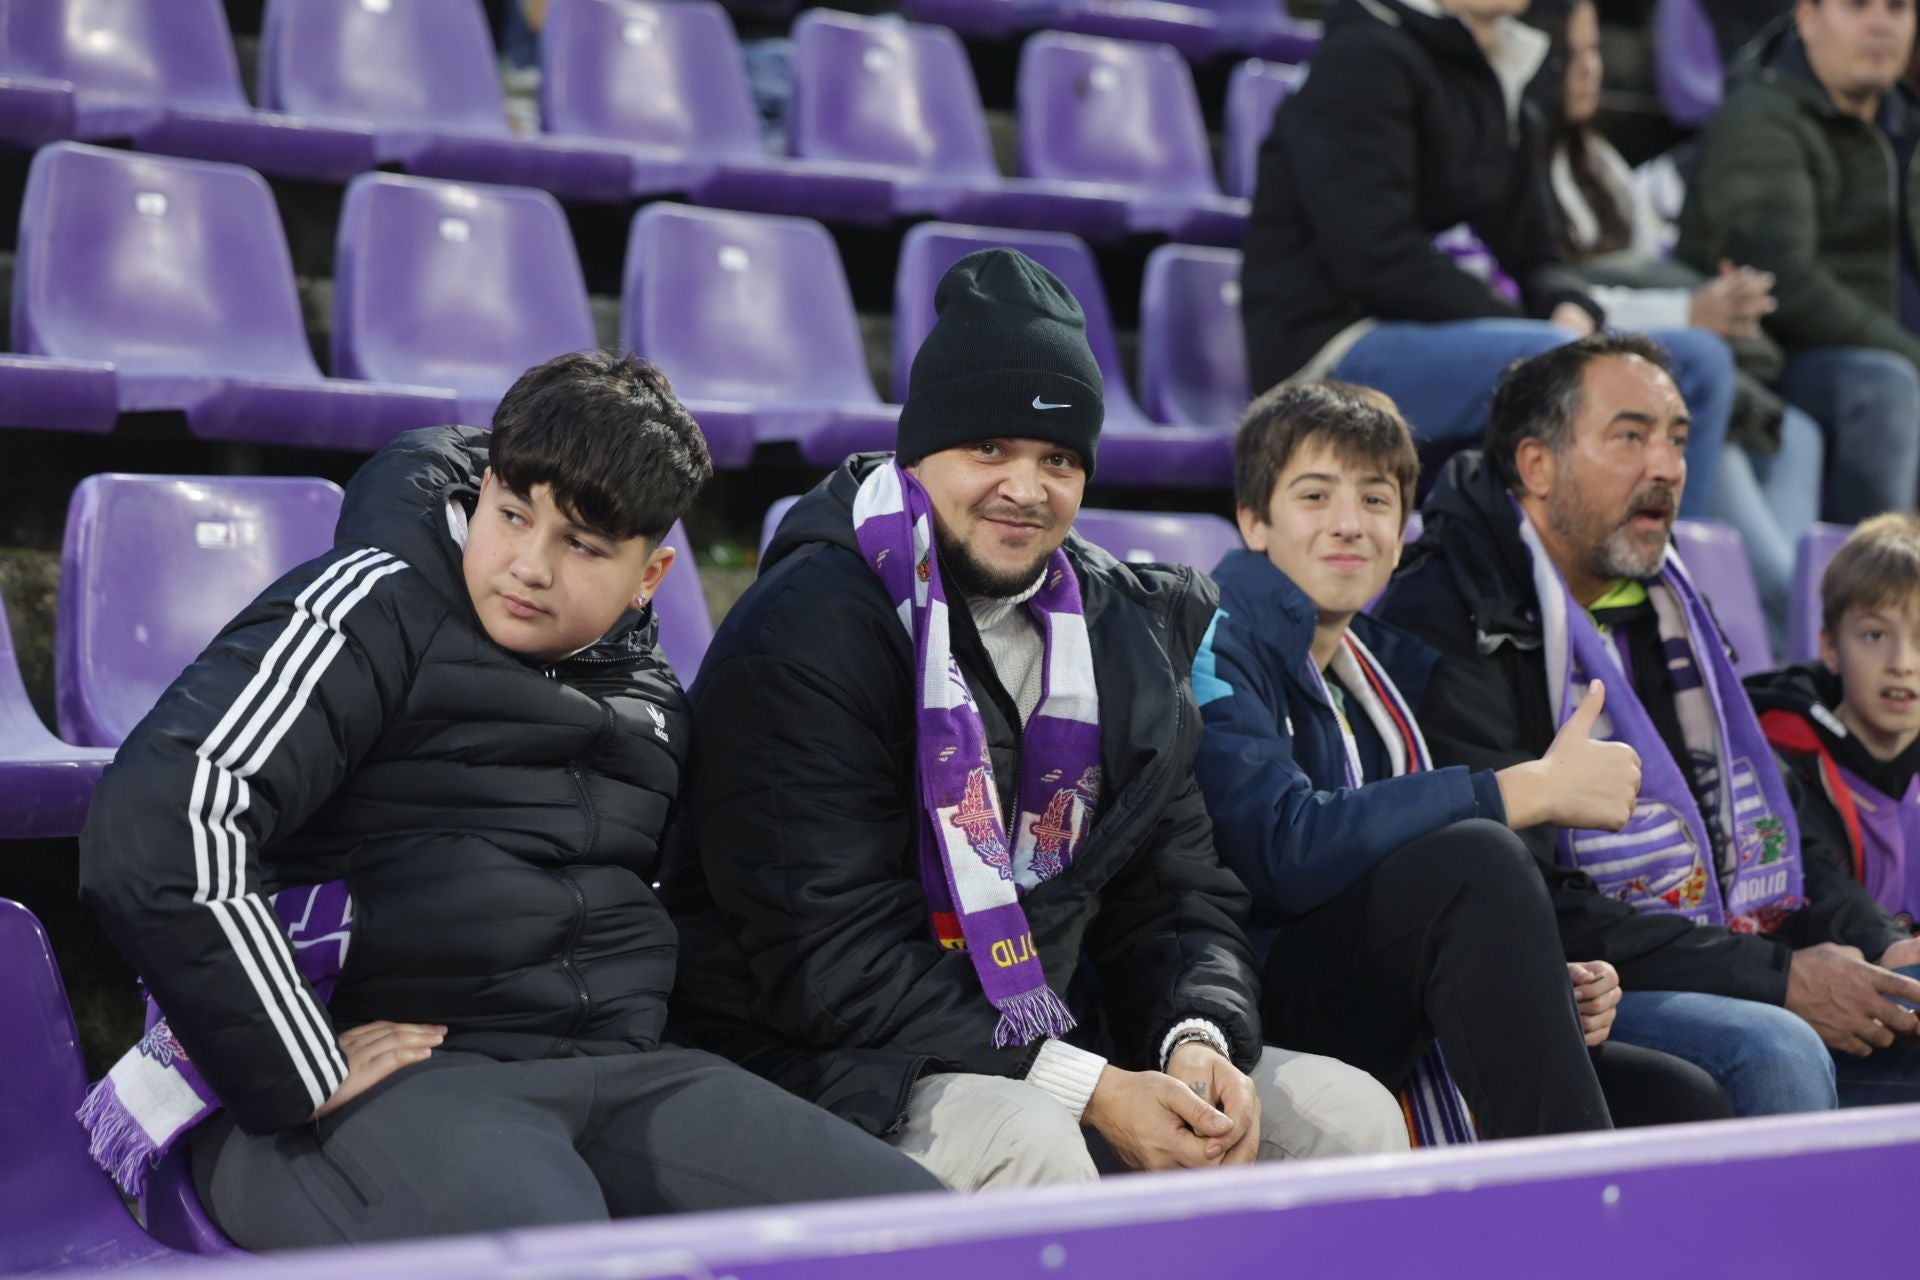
[852,460,1100,1047]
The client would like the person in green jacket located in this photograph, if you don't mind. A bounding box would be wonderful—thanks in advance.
[1679,0,1920,524]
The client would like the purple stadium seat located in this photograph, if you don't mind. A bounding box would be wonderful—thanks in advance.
[259,0,638,203]
[143,1145,240,1255]
[1222,58,1298,199]
[1672,517,1774,677]
[14,144,459,450]
[1139,244,1248,428]
[1654,0,1724,128]
[759,495,802,559]
[1199,0,1322,63]
[898,0,1036,39]
[1072,508,1241,568]
[1788,522,1852,663]
[0,74,76,148]
[1039,0,1221,62]
[1016,33,1247,247]
[621,203,899,465]
[896,222,1232,488]
[331,173,753,466]
[0,899,183,1270]
[541,0,894,221]
[0,596,114,841]
[0,354,119,433]
[56,474,344,749]
[653,522,712,681]
[788,10,1130,241]
[0,0,378,181]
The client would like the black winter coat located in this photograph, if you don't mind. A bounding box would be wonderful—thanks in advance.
[1374,451,1796,1004]
[1241,0,1600,392]
[80,427,691,1135]
[662,456,1261,1137]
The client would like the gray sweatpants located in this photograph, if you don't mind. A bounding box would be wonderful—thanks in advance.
[192,1047,941,1249]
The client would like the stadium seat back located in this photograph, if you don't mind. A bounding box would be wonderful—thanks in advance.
[13,143,317,379]
[1072,509,1242,570]
[334,173,597,409]
[260,0,508,135]
[620,203,880,407]
[1140,244,1250,428]
[541,0,765,158]
[894,221,1146,425]
[1653,0,1724,128]
[1017,32,1218,197]
[1222,58,1297,199]
[1788,522,1853,662]
[1671,518,1775,677]
[57,475,344,749]
[653,521,712,682]
[0,0,247,109]
[790,10,997,179]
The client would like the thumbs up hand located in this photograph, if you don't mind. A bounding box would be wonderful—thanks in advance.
[1542,680,1641,830]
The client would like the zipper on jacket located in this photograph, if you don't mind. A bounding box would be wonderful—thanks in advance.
[549,868,593,1035]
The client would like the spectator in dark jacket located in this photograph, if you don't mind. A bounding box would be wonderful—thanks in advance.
[1241,0,1730,516]
[1680,0,1920,523]
[79,354,935,1249]
[1192,380,1734,1135]
[665,251,1406,1189]
[1377,333,1920,1112]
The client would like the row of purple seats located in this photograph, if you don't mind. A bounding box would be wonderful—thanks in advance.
[902,0,1321,65]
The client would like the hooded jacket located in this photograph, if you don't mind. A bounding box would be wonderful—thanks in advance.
[661,456,1261,1137]
[1373,451,1803,1003]
[80,427,691,1135]
[1745,661,1916,954]
[1192,549,1507,946]
[1241,0,1601,393]
[1678,25,1920,366]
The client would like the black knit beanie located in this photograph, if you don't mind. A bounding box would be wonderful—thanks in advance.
[897,248,1104,477]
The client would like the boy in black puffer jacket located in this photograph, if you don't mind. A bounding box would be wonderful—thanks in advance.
[79,352,936,1249]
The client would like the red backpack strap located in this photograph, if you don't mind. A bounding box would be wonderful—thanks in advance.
[1760,708,1866,882]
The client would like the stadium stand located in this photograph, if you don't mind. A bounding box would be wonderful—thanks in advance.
[0,74,77,148]
[1788,522,1855,663]
[651,522,715,681]
[1670,517,1775,678]
[0,354,119,434]
[1653,0,1724,128]
[1138,243,1248,429]
[1220,57,1297,200]
[0,596,114,841]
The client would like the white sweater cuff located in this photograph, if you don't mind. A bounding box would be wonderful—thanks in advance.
[1158,1018,1233,1071]
[1024,1039,1108,1121]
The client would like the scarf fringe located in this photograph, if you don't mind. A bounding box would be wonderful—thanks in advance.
[78,1075,161,1198]
[992,986,1077,1048]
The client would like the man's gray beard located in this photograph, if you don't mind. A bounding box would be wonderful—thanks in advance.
[1548,483,1667,583]
[935,526,1052,599]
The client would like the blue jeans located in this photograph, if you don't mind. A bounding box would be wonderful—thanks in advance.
[1710,406,1824,642]
[1833,963,1920,1108]
[1332,321,1731,516]
[1778,346,1920,522]
[1609,989,1837,1116]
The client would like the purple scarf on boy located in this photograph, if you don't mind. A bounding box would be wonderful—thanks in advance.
[852,460,1098,1047]
[1519,513,1804,930]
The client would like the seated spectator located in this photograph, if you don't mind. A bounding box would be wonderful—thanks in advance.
[1749,515,1920,967]
[1378,333,1920,1112]
[1242,0,1730,516]
[78,353,936,1249]
[1192,380,1734,1136]
[665,250,1409,1189]
[1680,0,1920,523]
[1544,0,1820,631]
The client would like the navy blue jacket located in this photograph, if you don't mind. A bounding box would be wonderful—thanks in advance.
[1193,549,1506,952]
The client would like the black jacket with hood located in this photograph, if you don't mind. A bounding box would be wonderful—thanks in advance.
[80,427,692,1135]
[1241,0,1602,393]
[661,456,1261,1137]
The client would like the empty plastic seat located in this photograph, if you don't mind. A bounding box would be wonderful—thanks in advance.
[622,203,899,465]
[259,0,636,203]
[541,0,893,221]
[0,900,185,1269]
[897,222,1232,488]
[0,0,378,181]
[1139,244,1249,429]
[1222,58,1298,199]
[0,597,115,842]
[1072,509,1242,569]
[1787,522,1853,663]
[653,522,713,681]
[0,355,119,433]
[13,144,457,449]
[788,9,1129,240]
[1671,518,1774,677]
[56,475,345,748]
[0,75,77,148]
[1017,33,1247,247]
[1654,0,1723,129]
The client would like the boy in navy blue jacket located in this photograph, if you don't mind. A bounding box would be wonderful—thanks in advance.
[1192,381,1729,1137]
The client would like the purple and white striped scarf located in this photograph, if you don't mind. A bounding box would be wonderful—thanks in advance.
[1519,514,1804,930]
[78,882,352,1195]
[852,461,1098,1047]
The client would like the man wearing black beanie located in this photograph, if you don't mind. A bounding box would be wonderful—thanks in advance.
[665,249,1407,1189]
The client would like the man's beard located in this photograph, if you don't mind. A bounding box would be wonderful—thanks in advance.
[935,518,1055,600]
[1546,473,1677,583]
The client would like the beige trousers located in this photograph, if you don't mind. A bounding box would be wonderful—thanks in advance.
[891,1045,1408,1190]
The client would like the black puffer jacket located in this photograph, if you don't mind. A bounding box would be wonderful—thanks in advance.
[662,456,1261,1137]
[80,427,690,1135]
[1242,0,1600,393]
[1374,451,1796,1004]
